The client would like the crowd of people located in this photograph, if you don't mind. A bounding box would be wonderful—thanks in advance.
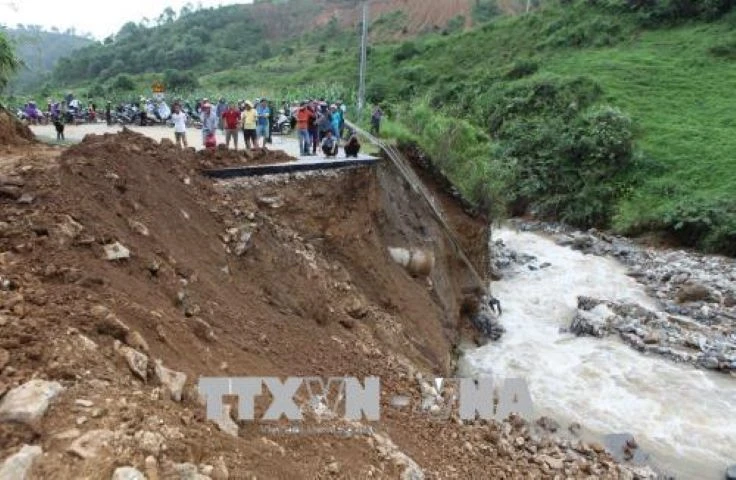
[173,97,373,159]
[17,92,386,159]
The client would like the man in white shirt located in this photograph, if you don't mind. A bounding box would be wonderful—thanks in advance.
[170,103,188,149]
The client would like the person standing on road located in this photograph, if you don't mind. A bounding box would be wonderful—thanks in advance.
[267,100,275,144]
[370,105,383,136]
[51,101,65,141]
[170,102,189,149]
[222,102,241,150]
[329,104,341,139]
[201,102,218,148]
[256,98,271,149]
[241,101,257,150]
[296,101,315,156]
[308,101,320,155]
[216,97,227,131]
[336,101,346,138]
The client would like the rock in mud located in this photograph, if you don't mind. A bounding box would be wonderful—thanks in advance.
[675,283,713,303]
[173,462,210,479]
[128,219,150,237]
[112,466,146,480]
[134,430,166,456]
[470,307,504,341]
[0,444,42,480]
[144,456,158,480]
[96,313,130,340]
[536,416,560,433]
[126,329,150,353]
[104,241,131,261]
[57,215,84,239]
[0,379,64,424]
[68,429,114,459]
[0,186,22,200]
[114,341,148,380]
[191,317,216,342]
[154,359,187,402]
[256,195,283,209]
[17,193,34,205]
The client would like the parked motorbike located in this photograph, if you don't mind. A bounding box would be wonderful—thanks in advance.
[271,113,293,135]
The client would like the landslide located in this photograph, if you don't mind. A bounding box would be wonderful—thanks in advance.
[0,106,35,147]
[0,131,625,478]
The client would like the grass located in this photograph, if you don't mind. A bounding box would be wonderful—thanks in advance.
[541,21,736,234]
[26,1,736,253]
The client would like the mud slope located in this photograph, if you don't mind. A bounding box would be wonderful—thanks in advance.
[0,106,35,148]
[0,131,624,479]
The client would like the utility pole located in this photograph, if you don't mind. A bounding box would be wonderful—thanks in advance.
[357,1,369,118]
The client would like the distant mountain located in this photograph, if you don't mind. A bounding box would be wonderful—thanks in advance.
[3,25,94,94]
[49,0,510,87]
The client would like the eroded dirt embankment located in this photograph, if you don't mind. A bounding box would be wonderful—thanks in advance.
[0,127,627,479]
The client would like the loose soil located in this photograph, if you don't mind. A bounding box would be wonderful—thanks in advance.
[0,107,35,148]
[0,128,630,479]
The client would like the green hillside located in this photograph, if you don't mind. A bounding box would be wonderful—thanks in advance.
[22,0,736,254]
[3,26,93,94]
[243,0,736,254]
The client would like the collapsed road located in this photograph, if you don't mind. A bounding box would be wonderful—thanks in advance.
[0,111,652,479]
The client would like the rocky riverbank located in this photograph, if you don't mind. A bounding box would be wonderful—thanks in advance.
[495,220,736,377]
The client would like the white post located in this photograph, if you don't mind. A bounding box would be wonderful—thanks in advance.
[357,1,369,118]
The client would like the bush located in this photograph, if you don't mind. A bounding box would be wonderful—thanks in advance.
[708,40,736,59]
[472,0,500,24]
[444,15,466,35]
[111,74,135,91]
[163,69,200,92]
[500,105,636,226]
[504,59,539,79]
[591,0,736,25]
[87,83,106,98]
[393,41,420,62]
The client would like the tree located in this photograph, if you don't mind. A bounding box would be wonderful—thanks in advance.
[163,69,199,91]
[0,31,21,91]
[111,74,135,91]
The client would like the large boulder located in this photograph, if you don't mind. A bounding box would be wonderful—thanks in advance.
[569,306,612,338]
[470,305,505,341]
[0,379,64,424]
[0,445,42,480]
[154,360,187,402]
[675,283,714,304]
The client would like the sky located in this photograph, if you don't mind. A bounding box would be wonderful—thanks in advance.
[1,0,252,39]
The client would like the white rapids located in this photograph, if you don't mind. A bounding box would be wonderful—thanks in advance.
[460,227,736,480]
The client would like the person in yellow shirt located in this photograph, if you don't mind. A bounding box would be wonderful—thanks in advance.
[241,101,258,150]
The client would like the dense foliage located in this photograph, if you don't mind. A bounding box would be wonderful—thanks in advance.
[589,0,736,24]
[29,0,736,254]
[52,2,324,86]
[0,31,22,91]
